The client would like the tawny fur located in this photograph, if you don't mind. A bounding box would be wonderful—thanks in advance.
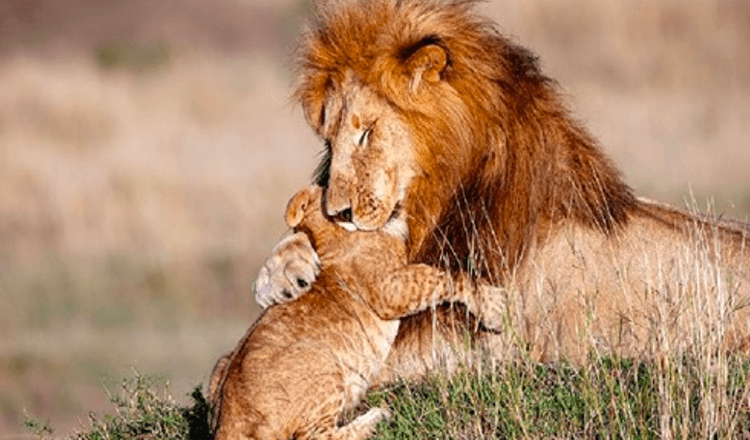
[283,0,750,381]
[210,186,488,439]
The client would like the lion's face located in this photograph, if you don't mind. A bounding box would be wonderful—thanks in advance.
[295,1,472,240]
[312,74,417,232]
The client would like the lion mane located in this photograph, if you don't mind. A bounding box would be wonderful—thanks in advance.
[294,0,750,370]
[296,0,638,276]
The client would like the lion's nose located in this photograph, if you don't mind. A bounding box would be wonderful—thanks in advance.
[325,181,354,220]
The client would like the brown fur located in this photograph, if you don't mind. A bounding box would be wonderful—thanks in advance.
[287,0,750,375]
[211,186,489,439]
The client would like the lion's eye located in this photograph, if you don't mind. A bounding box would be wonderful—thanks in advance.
[358,128,372,147]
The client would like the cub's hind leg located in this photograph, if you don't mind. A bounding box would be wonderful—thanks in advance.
[208,352,231,406]
[302,407,390,440]
[334,407,390,440]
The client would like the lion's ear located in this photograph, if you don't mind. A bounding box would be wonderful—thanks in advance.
[406,44,447,92]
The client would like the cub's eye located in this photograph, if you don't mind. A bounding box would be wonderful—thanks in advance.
[358,128,372,147]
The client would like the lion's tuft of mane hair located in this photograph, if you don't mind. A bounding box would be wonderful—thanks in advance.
[295,0,638,280]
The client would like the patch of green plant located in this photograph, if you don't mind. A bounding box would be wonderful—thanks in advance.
[94,41,172,71]
[64,374,212,440]
[24,415,54,438]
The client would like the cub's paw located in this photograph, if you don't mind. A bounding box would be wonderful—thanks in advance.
[475,284,508,332]
[345,407,390,439]
[360,406,391,425]
[254,232,321,308]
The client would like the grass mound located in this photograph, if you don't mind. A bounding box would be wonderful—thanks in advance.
[44,353,750,439]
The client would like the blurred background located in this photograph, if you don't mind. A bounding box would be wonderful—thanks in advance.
[0,0,748,436]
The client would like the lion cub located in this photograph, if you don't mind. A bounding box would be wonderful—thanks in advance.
[210,185,485,440]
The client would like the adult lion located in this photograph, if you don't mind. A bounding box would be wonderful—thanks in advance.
[256,0,750,381]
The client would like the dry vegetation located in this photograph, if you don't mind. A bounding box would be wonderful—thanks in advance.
[0,0,748,437]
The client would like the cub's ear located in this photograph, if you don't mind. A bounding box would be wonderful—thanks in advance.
[285,185,324,228]
[406,44,447,92]
[285,186,314,228]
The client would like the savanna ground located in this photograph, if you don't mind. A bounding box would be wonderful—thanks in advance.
[1,0,749,438]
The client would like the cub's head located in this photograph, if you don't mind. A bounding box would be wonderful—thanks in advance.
[285,185,409,266]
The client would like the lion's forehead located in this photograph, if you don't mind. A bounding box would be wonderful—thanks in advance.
[319,76,417,166]
[321,77,383,138]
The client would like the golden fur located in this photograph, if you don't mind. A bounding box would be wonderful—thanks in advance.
[268,0,750,378]
[211,185,489,439]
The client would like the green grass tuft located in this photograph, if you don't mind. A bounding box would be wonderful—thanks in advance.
[61,374,213,440]
[361,355,750,439]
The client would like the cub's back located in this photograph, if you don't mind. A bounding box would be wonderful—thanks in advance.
[211,263,400,439]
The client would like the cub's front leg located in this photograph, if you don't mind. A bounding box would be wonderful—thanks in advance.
[255,185,332,308]
[359,264,506,331]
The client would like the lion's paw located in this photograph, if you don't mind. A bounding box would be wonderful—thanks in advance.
[254,232,321,308]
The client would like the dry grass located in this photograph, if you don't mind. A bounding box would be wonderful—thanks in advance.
[0,50,318,437]
[1,0,748,437]
[480,0,750,210]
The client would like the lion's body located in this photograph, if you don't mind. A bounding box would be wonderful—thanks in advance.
[211,187,487,439]
[497,199,750,364]
[369,198,750,385]
[282,0,750,384]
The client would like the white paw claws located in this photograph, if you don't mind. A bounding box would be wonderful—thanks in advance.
[254,232,321,308]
